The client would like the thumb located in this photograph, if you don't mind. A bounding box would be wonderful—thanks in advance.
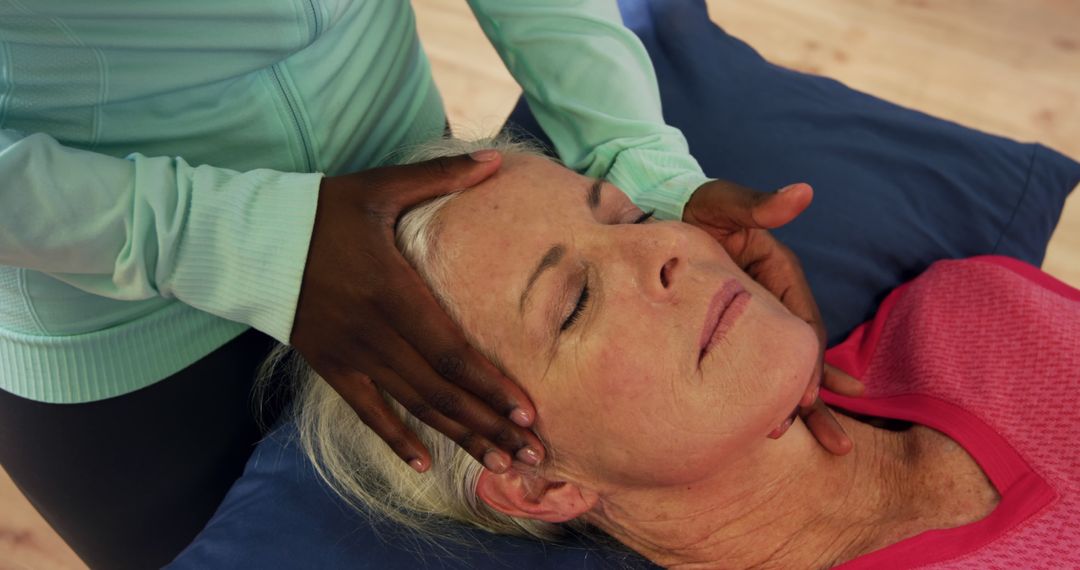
[751,183,814,229]
[389,150,503,205]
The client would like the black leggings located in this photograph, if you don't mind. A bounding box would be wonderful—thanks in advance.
[0,329,289,569]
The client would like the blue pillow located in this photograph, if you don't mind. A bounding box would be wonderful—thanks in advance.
[169,0,1080,568]
[508,0,1080,346]
[168,419,654,569]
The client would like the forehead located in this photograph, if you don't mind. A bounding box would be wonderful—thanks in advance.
[432,154,594,353]
[444,153,587,220]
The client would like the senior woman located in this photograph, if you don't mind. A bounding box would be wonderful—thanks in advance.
[268,137,1079,569]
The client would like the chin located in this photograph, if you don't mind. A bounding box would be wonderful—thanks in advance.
[770,327,820,411]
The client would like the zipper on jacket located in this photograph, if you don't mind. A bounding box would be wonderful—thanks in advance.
[269,64,316,172]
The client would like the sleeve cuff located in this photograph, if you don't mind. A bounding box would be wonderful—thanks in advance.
[604,146,713,221]
[167,165,322,344]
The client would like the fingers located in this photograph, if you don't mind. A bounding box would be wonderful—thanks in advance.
[684,179,771,230]
[297,150,541,476]
[326,370,432,472]
[721,229,852,456]
[380,256,540,424]
[822,364,866,397]
[386,342,546,469]
[753,183,814,229]
[367,364,540,474]
[800,350,826,408]
[379,151,503,207]
[350,229,542,473]
[316,307,545,474]
[800,396,853,456]
[684,179,813,232]
[736,231,827,346]
[369,274,545,463]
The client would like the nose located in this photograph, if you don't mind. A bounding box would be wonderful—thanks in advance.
[622,221,689,302]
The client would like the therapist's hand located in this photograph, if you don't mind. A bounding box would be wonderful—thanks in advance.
[683,180,865,455]
[291,150,545,475]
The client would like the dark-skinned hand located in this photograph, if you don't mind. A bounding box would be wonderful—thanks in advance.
[290,150,545,475]
[683,179,866,455]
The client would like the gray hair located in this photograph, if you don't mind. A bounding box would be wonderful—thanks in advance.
[257,134,592,545]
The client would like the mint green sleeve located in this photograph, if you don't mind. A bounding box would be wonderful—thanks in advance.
[465,0,713,220]
[0,129,321,343]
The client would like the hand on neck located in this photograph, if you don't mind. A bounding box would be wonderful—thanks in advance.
[584,412,921,569]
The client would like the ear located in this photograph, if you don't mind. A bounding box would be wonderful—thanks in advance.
[476,467,598,523]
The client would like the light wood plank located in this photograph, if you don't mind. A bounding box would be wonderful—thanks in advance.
[0,468,84,570]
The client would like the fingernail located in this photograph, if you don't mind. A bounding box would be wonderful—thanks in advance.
[778,184,799,194]
[483,450,510,473]
[517,447,541,466]
[510,407,532,427]
[767,416,795,439]
[408,458,426,473]
[469,149,499,162]
[799,387,814,408]
[803,385,819,407]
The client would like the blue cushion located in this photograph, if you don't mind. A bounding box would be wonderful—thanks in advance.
[169,0,1080,568]
[168,419,653,569]
[508,0,1080,346]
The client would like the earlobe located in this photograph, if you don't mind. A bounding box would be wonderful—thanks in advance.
[476,468,597,523]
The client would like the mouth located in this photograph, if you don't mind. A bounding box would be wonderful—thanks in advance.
[697,279,751,365]
[767,406,800,439]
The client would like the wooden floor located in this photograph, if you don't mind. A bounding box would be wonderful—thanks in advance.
[2,1,1077,568]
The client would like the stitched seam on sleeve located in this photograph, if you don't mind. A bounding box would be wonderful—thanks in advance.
[16,268,48,335]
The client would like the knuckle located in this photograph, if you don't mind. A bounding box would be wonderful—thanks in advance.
[490,424,520,448]
[431,156,453,176]
[354,373,378,389]
[456,431,478,452]
[484,391,515,414]
[778,245,800,267]
[434,353,467,383]
[362,205,395,227]
[379,287,411,312]
[407,401,436,423]
[429,389,463,417]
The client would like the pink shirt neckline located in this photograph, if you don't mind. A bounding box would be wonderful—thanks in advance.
[821,256,1064,569]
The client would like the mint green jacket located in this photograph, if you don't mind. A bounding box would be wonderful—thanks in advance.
[0,0,709,403]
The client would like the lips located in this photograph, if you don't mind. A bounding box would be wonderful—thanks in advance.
[698,279,750,364]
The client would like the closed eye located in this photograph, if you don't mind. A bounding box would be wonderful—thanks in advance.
[633,211,655,224]
[560,211,653,333]
[560,278,590,332]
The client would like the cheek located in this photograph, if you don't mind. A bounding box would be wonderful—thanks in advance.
[536,337,688,482]
[734,312,820,420]
[593,339,665,401]
[534,304,819,487]
[578,341,743,485]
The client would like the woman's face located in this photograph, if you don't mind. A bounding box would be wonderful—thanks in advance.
[433,154,819,488]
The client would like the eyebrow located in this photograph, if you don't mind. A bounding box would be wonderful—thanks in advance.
[519,244,565,314]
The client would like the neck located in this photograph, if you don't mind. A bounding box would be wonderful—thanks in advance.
[586,414,926,569]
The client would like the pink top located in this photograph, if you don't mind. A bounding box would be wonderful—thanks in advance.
[823,255,1080,569]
